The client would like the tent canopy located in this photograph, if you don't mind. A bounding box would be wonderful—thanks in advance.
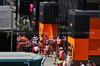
[0,6,16,31]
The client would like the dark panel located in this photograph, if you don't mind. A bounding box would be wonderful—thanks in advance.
[39,3,43,23]
[74,61,88,66]
[86,2,99,10]
[52,0,58,2]
[89,56,100,65]
[68,12,90,38]
[75,15,90,32]
[44,5,52,24]
[20,1,30,15]
[36,0,39,21]
[68,14,76,38]
[0,32,17,51]
[78,0,86,10]
[58,0,66,18]
[0,0,3,5]
[90,12,99,18]
[52,3,59,24]
[68,14,75,31]
[63,0,86,10]
[39,2,59,24]
[99,4,100,20]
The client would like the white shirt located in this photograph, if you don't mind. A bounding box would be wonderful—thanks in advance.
[33,37,38,41]
[33,37,38,44]
[63,62,70,66]
[81,64,85,66]
[34,46,39,51]
[23,19,26,24]
[27,19,30,23]
[32,40,37,44]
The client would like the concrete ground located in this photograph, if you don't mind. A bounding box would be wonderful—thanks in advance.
[41,49,67,66]
[41,54,58,66]
[43,56,58,66]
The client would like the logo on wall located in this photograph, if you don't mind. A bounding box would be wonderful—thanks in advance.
[70,23,73,28]
[40,12,42,16]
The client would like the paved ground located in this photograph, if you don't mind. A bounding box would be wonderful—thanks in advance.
[41,49,67,66]
[42,55,58,66]
[44,56,57,66]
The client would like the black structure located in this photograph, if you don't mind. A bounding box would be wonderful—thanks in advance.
[68,10,90,38]
[99,4,100,20]
[58,0,86,19]
[39,2,59,24]
[0,0,3,5]
[75,0,86,10]
[86,2,99,10]
[20,0,30,15]
[0,32,17,51]
[16,0,18,21]
[57,0,86,36]
[68,10,100,38]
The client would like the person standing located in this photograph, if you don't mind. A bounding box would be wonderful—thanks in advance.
[38,39,44,55]
[80,62,85,66]
[45,44,51,57]
[92,63,96,66]
[32,44,39,54]
[52,36,57,50]
[58,47,65,60]
[56,36,63,52]
[53,49,57,64]
[49,37,54,55]
[27,18,30,29]
[86,60,92,66]
[44,35,48,45]
[23,18,27,26]
[33,35,38,43]
[57,37,62,47]
[32,37,37,46]
[66,53,72,66]
[20,16,23,23]
[63,59,67,66]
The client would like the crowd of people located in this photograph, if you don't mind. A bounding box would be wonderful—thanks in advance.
[17,16,36,31]
[80,60,96,66]
[17,35,97,66]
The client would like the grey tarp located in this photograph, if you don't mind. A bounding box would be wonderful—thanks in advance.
[0,6,16,31]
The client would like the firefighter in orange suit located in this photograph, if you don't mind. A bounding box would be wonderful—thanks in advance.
[48,37,54,55]
[56,36,62,51]
[38,39,44,55]
[57,37,62,47]
[52,36,57,50]
[45,44,51,57]
[58,47,65,60]
[44,35,48,45]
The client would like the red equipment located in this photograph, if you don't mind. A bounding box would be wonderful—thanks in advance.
[17,37,33,52]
